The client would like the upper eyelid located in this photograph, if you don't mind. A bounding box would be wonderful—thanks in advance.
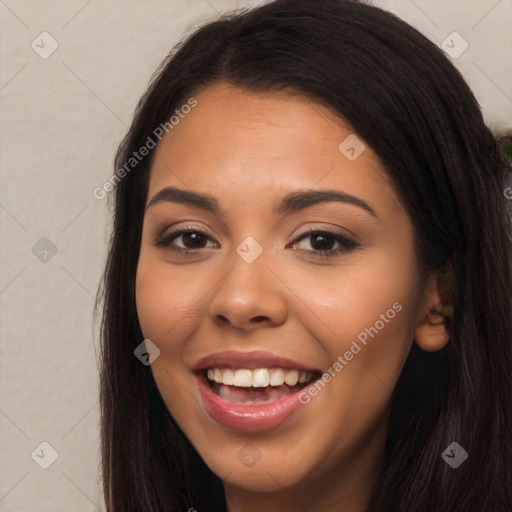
[158,226,357,248]
[159,226,217,242]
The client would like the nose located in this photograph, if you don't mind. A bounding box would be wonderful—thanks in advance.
[208,248,288,331]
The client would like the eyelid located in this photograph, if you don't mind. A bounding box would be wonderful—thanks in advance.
[158,224,214,239]
[289,225,359,244]
[155,224,360,258]
[287,228,359,253]
[155,226,217,249]
[158,221,357,242]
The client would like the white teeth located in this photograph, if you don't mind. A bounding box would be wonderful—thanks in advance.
[213,368,223,384]
[206,367,314,387]
[270,368,285,386]
[284,369,299,386]
[252,368,270,387]
[222,368,234,386]
[233,369,253,387]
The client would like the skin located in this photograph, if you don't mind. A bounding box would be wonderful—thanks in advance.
[135,81,449,512]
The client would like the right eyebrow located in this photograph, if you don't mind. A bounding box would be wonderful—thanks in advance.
[145,187,220,213]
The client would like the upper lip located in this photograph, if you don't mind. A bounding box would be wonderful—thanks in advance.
[192,350,321,373]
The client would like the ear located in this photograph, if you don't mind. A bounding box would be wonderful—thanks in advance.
[414,262,454,352]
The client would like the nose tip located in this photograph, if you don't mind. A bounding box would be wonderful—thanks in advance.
[208,258,288,331]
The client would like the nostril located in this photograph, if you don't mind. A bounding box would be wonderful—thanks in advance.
[214,314,270,327]
[251,316,269,323]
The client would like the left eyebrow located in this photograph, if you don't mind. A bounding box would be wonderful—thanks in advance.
[145,186,377,218]
[274,188,377,217]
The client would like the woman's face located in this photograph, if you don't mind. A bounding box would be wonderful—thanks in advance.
[136,81,427,499]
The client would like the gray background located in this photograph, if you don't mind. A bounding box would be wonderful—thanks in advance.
[1,0,511,510]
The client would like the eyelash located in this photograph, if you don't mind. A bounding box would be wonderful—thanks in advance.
[155,227,360,258]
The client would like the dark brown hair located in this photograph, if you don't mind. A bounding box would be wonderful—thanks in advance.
[97,0,512,510]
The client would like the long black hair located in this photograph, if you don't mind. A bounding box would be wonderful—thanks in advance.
[97,0,512,510]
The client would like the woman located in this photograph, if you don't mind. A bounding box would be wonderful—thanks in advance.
[97,0,512,510]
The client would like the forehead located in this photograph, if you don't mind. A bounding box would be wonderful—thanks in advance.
[147,81,401,217]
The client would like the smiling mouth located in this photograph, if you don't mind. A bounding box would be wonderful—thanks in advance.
[201,367,322,405]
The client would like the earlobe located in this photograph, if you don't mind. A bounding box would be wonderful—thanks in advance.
[414,306,451,352]
[414,264,454,352]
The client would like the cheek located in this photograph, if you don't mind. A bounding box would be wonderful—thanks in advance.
[271,253,420,471]
[135,254,202,343]
[277,245,420,352]
[135,256,203,413]
[278,243,421,416]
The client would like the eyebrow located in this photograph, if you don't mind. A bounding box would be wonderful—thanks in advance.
[145,186,377,217]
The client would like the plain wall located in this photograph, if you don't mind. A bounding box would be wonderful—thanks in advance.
[1,1,510,510]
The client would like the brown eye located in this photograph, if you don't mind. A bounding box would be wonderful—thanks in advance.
[288,230,359,257]
[155,229,217,252]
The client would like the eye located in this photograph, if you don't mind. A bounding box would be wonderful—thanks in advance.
[287,229,359,257]
[155,228,218,253]
[155,227,359,258]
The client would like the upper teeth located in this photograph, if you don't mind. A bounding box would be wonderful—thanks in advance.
[206,368,314,387]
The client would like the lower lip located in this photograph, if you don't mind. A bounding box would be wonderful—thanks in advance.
[196,373,307,433]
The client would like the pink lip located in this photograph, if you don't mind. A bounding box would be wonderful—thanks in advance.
[196,373,310,433]
[192,350,320,372]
